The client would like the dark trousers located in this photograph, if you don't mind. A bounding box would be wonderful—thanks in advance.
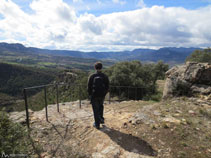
[91,97,104,126]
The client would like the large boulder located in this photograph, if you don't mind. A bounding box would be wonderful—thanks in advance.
[163,62,211,98]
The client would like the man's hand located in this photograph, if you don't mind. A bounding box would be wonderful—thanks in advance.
[89,95,92,104]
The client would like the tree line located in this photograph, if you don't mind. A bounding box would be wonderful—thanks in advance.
[186,48,211,63]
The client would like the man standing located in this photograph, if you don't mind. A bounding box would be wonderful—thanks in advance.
[88,62,109,129]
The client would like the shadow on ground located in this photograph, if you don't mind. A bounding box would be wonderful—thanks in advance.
[101,125,157,156]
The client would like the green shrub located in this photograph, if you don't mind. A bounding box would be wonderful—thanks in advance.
[0,111,30,155]
[172,80,191,96]
[147,92,162,102]
[104,61,168,100]
[186,48,211,63]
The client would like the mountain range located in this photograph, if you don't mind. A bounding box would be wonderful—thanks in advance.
[0,42,201,65]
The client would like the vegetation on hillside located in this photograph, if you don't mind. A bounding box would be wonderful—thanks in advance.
[0,63,57,97]
[186,48,211,63]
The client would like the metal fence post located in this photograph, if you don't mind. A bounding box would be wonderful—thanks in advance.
[56,84,59,112]
[23,89,30,128]
[108,91,111,104]
[135,87,137,100]
[44,87,48,122]
[118,87,120,102]
[79,85,81,109]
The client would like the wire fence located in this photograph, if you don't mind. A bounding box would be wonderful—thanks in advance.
[23,83,145,128]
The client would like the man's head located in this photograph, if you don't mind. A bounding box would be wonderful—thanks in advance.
[94,62,103,71]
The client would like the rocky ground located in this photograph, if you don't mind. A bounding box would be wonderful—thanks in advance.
[10,95,211,158]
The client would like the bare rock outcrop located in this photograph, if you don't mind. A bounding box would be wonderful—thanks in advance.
[163,62,211,98]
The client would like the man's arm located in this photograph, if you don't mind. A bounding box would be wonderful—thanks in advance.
[87,74,93,96]
[104,75,109,93]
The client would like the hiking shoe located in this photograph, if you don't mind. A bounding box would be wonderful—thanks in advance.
[99,118,104,124]
[93,123,100,129]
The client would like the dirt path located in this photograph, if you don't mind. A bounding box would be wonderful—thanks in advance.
[9,100,156,158]
[9,97,211,158]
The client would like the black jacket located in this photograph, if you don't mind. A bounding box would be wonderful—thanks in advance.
[87,71,109,97]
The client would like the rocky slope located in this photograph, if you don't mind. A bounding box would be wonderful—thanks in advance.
[163,62,211,98]
[9,96,211,158]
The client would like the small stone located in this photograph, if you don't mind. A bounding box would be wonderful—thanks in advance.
[101,145,120,156]
[151,124,159,130]
[42,130,48,135]
[86,125,91,129]
[163,117,181,125]
[181,118,186,122]
[173,113,180,117]
[92,152,104,158]
[118,137,122,141]
[176,110,182,113]
[41,152,48,157]
[122,122,128,128]
[202,104,210,107]
[34,139,39,142]
[207,94,211,100]
[41,127,47,130]
[188,110,195,114]
[30,116,37,120]
[132,120,136,125]
[28,109,34,114]
[41,140,46,143]
[181,119,187,125]
[163,123,170,128]
[197,99,203,103]
[153,110,161,116]
[135,120,142,124]
[131,148,139,153]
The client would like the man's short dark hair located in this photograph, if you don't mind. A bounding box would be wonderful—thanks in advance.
[95,62,103,70]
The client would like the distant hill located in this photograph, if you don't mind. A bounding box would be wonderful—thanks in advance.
[0,43,200,65]
[0,42,113,70]
[0,42,201,66]
[129,47,200,65]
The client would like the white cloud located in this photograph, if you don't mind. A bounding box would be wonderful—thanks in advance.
[112,0,126,5]
[0,0,211,51]
[96,0,102,5]
[137,0,146,8]
[73,0,83,3]
[79,13,103,35]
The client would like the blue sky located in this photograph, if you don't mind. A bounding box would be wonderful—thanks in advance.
[0,0,211,51]
[10,0,211,15]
